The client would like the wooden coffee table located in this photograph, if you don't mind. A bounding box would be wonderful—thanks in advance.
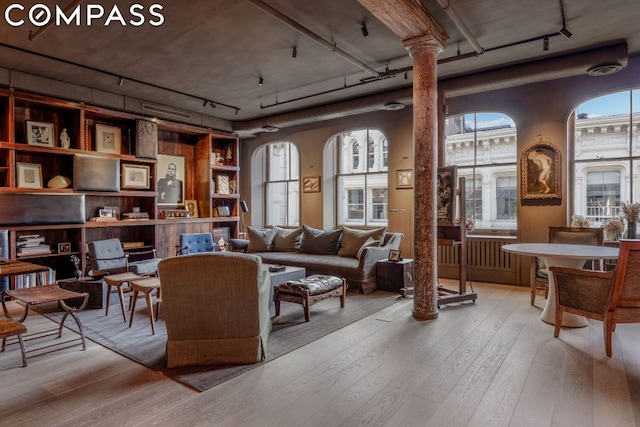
[1,285,89,350]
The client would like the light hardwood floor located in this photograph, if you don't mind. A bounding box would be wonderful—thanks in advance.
[1,281,639,427]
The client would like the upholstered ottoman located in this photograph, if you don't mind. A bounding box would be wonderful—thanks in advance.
[274,274,347,322]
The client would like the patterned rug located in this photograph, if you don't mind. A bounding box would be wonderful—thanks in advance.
[34,290,402,391]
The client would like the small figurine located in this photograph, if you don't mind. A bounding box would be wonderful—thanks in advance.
[70,254,82,278]
[226,145,233,163]
[60,128,70,149]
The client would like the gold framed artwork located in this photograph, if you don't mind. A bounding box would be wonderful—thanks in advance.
[216,175,230,194]
[303,176,321,193]
[16,162,43,189]
[26,121,54,147]
[185,199,198,218]
[396,169,413,189]
[95,124,122,154]
[521,142,561,202]
[437,166,456,224]
[121,164,150,190]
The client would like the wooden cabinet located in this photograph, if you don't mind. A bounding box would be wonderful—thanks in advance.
[0,88,239,288]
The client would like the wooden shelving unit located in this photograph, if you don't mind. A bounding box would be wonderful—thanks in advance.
[0,88,239,288]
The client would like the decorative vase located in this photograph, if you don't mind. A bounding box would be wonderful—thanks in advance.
[628,222,637,239]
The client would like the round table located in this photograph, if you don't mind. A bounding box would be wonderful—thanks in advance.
[502,243,619,327]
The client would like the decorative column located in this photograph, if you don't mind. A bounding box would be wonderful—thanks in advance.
[405,35,444,320]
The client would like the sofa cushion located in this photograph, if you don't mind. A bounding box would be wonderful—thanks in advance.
[338,226,386,258]
[271,226,303,252]
[247,226,277,253]
[298,225,341,255]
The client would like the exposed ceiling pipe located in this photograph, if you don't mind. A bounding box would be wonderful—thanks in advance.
[434,0,484,54]
[247,0,381,77]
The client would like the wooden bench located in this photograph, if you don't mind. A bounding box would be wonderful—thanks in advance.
[0,318,27,367]
[274,275,346,322]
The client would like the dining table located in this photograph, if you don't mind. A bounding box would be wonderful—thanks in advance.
[502,243,619,327]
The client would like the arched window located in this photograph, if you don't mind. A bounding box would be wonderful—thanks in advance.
[444,112,517,231]
[264,141,300,226]
[572,89,640,226]
[382,138,388,168]
[332,129,388,226]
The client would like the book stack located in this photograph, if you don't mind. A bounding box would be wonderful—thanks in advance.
[17,234,51,257]
[122,212,150,221]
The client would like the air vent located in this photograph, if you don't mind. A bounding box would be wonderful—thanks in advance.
[586,63,623,76]
[262,125,279,132]
[383,102,405,111]
[141,103,192,120]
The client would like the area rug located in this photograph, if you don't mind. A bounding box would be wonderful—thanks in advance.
[33,290,401,392]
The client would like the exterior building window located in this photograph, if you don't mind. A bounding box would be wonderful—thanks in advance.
[382,138,388,168]
[444,112,517,232]
[572,89,639,227]
[265,141,300,226]
[334,129,389,226]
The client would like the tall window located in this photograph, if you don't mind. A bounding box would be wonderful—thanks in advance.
[444,112,517,231]
[572,89,639,225]
[265,141,300,226]
[333,129,389,226]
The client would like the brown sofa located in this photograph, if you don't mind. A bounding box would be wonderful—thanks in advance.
[231,225,403,294]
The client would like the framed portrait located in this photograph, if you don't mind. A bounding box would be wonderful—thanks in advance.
[157,153,186,207]
[303,176,321,193]
[437,166,457,224]
[212,227,231,251]
[26,121,54,147]
[521,142,561,201]
[185,199,198,218]
[98,208,113,218]
[57,242,71,253]
[16,162,43,189]
[388,249,401,262]
[95,124,122,154]
[103,205,120,218]
[122,164,150,190]
[396,169,413,189]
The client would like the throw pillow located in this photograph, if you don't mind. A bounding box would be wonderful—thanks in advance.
[271,226,303,252]
[356,237,381,259]
[338,226,386,258]
[298,225,342,255]
[247,226,277,253]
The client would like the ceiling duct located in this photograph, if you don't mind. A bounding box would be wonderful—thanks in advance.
[141,102,192,120]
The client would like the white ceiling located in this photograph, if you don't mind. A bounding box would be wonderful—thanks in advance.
[0,0,637,127]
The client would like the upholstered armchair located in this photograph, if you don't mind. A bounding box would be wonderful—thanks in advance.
[87,238,161,276]
[176,232,215,255]
[158,252,271,368]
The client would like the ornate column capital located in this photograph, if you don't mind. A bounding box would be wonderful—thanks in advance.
[403,34,445,58]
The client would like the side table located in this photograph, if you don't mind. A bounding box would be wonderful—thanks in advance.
[376,259,414,293]
[57,277,108,309]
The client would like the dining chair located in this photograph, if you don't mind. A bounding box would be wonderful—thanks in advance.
[530,227,604,306]
[550,240,640,356]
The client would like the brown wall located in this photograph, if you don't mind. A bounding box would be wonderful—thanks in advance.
[239,55,640,278]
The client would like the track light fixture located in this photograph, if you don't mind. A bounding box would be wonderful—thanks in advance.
[117,76,124,86]
[543,37,549,51]
[292,46,297,58]
[559,27,572,38]
[361,23,368,37]
[203,99,208,107]
[259,77,264,87]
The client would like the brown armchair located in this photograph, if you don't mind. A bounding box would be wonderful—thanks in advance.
[530,227,604,306]
[550,240,640,356]
[158,252,271,368]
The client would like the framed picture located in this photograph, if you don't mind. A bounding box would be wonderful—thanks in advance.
[95,124,122,154]
[216,174,230,194]
[16,162,43,189]
[388,249,401,262]
[185,199,198,218]
[157,153,186,206]
[303,176,321,193]
[98,208,113,218]
[103,205,120,218]
[26,121,54,147]
[212,227,231,252]
[121,164,150,189]
[396,169,413,189]
[437,166,457,224]
[57,242,71,253]
[521,142,561,201]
